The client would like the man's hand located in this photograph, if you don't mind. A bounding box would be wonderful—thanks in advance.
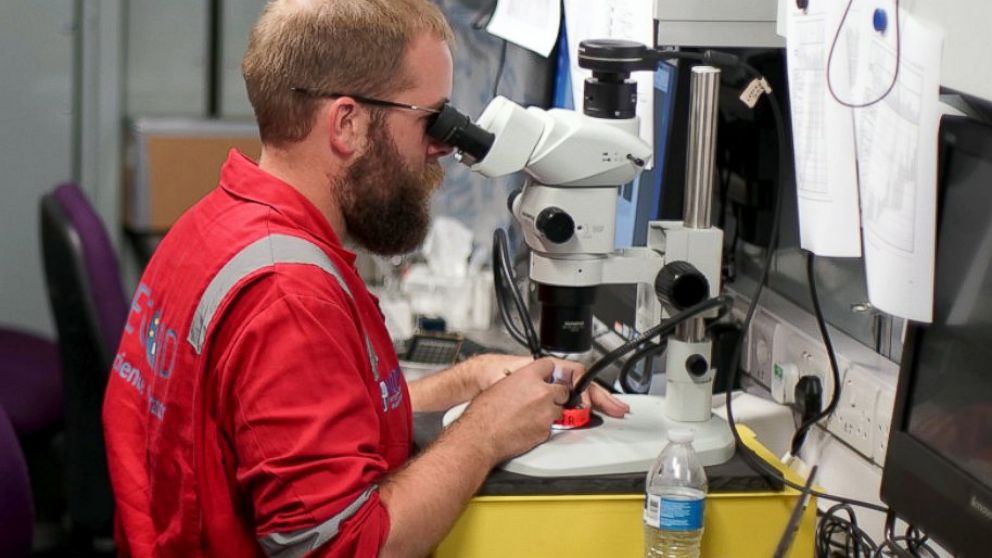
[457,358,569,462]
[468,353,630,418]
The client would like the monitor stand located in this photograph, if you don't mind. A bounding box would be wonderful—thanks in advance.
[442,394,736,477]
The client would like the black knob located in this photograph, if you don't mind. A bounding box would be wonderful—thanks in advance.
[655,261,709,310]
[536,207,575,244]
[686,354,709,378]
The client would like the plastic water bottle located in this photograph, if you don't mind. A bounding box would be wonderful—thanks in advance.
[643,429,708,558]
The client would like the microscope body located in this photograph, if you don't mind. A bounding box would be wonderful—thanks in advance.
[471,90,724,422]
[431,40,736,470]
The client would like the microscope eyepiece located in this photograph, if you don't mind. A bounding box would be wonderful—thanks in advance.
[427,104,495,164]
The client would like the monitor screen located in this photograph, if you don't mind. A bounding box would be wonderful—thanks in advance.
[881,115,992,555]
[904,148,992,487]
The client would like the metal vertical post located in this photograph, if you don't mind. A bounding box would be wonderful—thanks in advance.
[678,66,720,342]
[683,65,720,230]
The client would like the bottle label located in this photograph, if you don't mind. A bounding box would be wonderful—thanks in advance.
[643,494,705,531]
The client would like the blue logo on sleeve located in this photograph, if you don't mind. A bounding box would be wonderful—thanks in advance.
[378,366,405,412]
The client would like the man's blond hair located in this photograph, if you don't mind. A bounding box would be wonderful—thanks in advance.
[242,0,453,146]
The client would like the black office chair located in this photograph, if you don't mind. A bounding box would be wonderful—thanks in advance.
[40,183,127,545]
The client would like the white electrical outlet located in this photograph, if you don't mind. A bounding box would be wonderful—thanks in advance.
[827,365,882,458]
[873,388,896,466]
[771,361,799,404]
[770,322,842,407]
[746,308,778,387]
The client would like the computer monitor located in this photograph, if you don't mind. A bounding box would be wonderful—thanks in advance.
[880,115,992,556]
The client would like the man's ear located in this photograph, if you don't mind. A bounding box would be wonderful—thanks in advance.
[326,98,365,157]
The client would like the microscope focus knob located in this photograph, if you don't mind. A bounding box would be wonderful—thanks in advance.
[536,207,575,244]
[686,354,709,378]
[655,261,710,310]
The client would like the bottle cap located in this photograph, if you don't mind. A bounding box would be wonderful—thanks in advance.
[668,428,695,444]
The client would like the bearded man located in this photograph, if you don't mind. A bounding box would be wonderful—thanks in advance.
[102,1,627,557]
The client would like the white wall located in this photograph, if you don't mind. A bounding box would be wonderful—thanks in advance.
[220,0,267,117]
[126,0,209,116]
[904,0,992,102]
[0,1,75,337]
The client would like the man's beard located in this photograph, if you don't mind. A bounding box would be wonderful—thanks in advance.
[334,126,444,255]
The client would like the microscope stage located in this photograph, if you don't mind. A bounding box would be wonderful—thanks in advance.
[443,394,736,477]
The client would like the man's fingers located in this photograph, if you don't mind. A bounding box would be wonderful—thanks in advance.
[518,357,556,380]
[588,383,630,418]
[551,383,571,406]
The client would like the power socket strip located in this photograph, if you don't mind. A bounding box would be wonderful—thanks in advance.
[744,307,779,388]
[728,284,900,467]
[827,365,880,457]
[821,364,898,464]
[770,320,846,407]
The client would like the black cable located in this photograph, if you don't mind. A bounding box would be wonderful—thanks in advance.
[826,0,901,108]
[618,340,666,394]
[491,39,508,99]
[789,252,843,455]
[567,296,733,406]
[492,229,543,358]
[493,229,541,356]
[868,511,938,558]
[816,503,880,557]
[495,229,542,356]
[491,236,531,348]
[492,267,531,348]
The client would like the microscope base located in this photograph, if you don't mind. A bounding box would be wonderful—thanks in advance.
[443,394,736,477]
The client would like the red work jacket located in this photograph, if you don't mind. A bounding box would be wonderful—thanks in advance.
[103,150,411,557]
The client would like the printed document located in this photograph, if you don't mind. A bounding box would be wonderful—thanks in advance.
[786,0,862,257]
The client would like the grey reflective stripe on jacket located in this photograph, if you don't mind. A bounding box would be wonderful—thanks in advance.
[186,233,381,380]
[257,486,377,558]
[184,234,382,555]
[187,234,352,354]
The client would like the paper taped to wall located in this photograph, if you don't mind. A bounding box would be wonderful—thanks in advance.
[851,10,943,323]
[486,0,561,58]
[786,0,862,257]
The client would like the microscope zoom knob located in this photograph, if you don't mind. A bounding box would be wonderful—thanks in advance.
[536,207,575,244]
[655,261,710,310]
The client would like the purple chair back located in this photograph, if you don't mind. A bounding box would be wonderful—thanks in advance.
[50,183,127,351]
[0,328,62,437]
[0,404,34,557]
[40,182,123,536]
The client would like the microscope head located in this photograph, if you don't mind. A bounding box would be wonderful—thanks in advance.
[425,40,658,353]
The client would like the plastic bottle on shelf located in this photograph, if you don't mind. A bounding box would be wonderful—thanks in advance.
[643,429,708,558]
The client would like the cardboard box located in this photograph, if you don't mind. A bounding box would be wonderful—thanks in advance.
[126,118,261,232]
